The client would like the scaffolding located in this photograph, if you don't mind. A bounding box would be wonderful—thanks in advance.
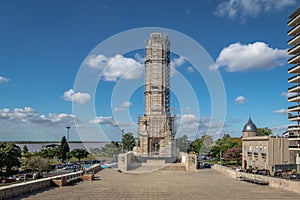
[137,33,176,157]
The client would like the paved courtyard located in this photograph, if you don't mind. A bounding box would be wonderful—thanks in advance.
[16,168,299,200]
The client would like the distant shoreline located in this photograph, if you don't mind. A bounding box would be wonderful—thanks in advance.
[4,141,110,144]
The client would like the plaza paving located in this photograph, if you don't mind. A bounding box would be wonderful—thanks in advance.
[16,168,299,200]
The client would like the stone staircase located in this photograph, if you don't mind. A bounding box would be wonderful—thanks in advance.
[159,163,186,171]
[123,162,186,174]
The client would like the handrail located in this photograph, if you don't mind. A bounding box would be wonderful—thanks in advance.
[288,54,300,62]
[288,12,300,26]
[288,23,300,35]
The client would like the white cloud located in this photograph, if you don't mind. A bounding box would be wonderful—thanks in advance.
[122,101,132,107]
[113,107,125,112]
[85,54,143,82]
[186,66,195,73]
[90,116,117,126]
[0,107,76,125]
[281,92,296,98]
[215,0,296,22]
[212,42,289,72]
[0,76,10,83]
[177,114,226,139]
[171,56,185,69]
[270,124,289,135]
[273,109,288,115]
[62,89,91,104]
[234,96,246,104]
[114,101,132,112]
[134,53,145,64]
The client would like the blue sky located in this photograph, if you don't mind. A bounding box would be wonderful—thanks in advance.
[0,0,298,141]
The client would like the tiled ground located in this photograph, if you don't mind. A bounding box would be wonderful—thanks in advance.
[16,168,300,200]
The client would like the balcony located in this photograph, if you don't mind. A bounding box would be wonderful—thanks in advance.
[247,151,252,155]
[288,133,300,140]
[288,85,300,93]
[289,145,300,151]
[288,74,300,83]
[254,152,258,157]
[288,54,300,64]
[289,124,300,131]
[288,114,300,121]
[288,12,300,27]
[288,45,300,55]
[289,105,300,112]
[288,64,300,74]
[288,23,300,36]
[288,34,300,46]
[288,94,300,102]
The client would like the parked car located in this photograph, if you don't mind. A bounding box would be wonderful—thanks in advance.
[203,163,211,168]
[255,169,270,176]
[1,178,15,183]
[290,174,300,179]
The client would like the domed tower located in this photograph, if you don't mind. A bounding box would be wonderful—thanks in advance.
[242,117,257,137]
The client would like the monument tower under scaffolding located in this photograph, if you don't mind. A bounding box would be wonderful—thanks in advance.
[137,33,176,157]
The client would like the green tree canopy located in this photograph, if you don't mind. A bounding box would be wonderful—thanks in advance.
[121,132,136,152]
[176,135,191,152]
[58,136,70,162]
[257,128,272,136]
[69,148,89,162]
[38,147,59,159]
[210,134,242,160]
[22,145,30,157]
[26,156,52,176]
[100,142,121,156]
[188,134,213,154]
[0,142,22,179]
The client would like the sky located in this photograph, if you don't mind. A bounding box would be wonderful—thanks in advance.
[0,0,299,142]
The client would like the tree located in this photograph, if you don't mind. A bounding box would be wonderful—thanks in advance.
[100,142,121,156]
[26,156,52,176]
[188,135,213,154]
[121,132,136,152]
[257,128,272,136]
[38,147,59,159]
[58,136,70,162]
[210,134,241,160]
[176,135,191,152]
[0,142,22,179]
[69,149,89,162]
[22,145,30,157]
[223,147,242,164]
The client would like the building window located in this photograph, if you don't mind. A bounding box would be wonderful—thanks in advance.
[263,146,267,154]
[259,145,262,152]
[255,145,259,153]
[264,160,267,169]
[256,159,258,168]
[249,145,252,152]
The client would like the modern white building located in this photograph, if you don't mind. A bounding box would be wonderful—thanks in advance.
[287,6,300,173]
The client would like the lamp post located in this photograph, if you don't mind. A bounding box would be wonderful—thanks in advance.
[121,129,124,153]
[66,126,71,141]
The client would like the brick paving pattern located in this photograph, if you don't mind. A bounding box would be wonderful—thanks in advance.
[16,169,300,200]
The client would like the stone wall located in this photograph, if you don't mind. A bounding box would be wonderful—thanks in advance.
[212,164,300,195]
[118,152,142,171]
[181,153,197,172]
[0,178,51,200]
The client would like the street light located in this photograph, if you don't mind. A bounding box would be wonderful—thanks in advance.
[66,126,71,141]
[121,129,124,153]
